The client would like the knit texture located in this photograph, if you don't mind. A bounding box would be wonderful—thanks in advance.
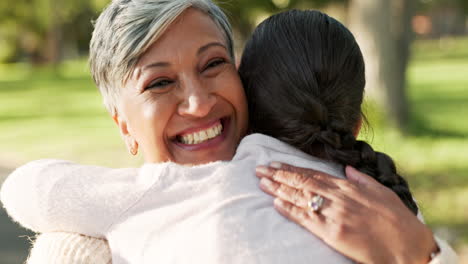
[25,233,458,264]
[27,232,111,264]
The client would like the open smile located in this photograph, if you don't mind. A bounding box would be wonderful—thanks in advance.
[174,117,230,149]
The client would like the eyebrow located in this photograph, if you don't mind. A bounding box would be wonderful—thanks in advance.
[141,42,227,72]
[197,41,227,55]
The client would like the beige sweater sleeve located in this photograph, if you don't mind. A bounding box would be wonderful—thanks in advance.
[25,233,458,264]
[26,232,111,264]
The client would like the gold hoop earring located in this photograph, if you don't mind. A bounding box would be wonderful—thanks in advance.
[129,141,138,156]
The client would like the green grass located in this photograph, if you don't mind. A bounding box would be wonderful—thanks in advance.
[0,60,143,167]
[0,38,467,247]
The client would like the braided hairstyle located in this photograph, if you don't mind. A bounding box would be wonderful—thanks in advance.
[238,10,418,215]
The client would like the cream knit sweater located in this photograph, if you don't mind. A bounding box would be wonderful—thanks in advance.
[26,232,111,264]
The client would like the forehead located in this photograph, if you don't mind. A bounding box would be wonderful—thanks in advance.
[137,8,227,67]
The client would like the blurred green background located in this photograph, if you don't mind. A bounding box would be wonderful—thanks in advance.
[1,0,467,263]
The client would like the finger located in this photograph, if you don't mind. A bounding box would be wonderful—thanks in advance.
[270,161,318,174]
[273,198,327,238]
[270,162,342,187]
[257,166,334,195]
[255,165,276,178]
[345,166,378,187]
[260,177,341,218]
[259,177,313,208]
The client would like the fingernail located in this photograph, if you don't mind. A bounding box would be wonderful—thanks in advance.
[260,177,274,189]
[270,162,282,169]
[346,165,357,173]
[256,166,273,176]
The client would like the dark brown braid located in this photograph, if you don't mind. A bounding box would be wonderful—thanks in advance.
[238,10,418,214]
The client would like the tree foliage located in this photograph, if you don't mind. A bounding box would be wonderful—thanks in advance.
[0,0,107,63]
[217,0,345,43]
[1,0,465,64]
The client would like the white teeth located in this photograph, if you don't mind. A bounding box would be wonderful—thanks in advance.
[207,128,215,138]
[199,131,207,141]
[179,122,223,145]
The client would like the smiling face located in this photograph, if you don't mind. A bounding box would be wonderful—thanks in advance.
[114,8,248,165]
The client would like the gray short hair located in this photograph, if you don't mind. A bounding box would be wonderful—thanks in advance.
[89,0,234,114]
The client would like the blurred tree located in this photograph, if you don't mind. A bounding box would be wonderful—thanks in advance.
[218,0,344,50]
[220,0,414,131]
[348,0,415,131]
[0,0,103,65]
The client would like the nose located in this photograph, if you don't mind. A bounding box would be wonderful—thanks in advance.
[178,76,216,118]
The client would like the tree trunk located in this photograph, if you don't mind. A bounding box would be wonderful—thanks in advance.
[348,0,414,131]
[43,0,63,66]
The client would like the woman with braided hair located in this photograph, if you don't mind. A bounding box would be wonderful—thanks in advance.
[2,3,457,264]
[246,9,452,262]
[240,9,419,215]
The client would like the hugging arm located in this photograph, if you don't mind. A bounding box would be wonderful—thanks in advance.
[26,232,111,264]
[1,159,140,238]
[256,163,458,264]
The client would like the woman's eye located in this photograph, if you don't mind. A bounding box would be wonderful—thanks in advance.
[205,59,226,70]
[145,79,173,90]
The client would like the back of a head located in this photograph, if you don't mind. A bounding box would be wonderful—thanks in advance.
[239,10,364,158]
[239,10,418,215]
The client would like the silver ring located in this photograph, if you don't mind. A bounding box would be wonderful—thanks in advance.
[308,195,324,212]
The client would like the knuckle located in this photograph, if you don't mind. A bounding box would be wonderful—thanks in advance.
[340,180,357,192]
[290,173,308,188]
[295,209,309,221]
[276,184,290,197]
[334,191,347,202]
[282,200,293,211]
[329,222,348,241]
[311,172,327,181]
[285,202,307,221]
[303,190,314,201]
[269,182,281,193]
[335,204,350,219]
[272,170,288,182]
[289,188,301,203]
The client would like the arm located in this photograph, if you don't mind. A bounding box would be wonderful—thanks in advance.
[26,232,111,264]
[1,159,140,237]
[256,163,458,264]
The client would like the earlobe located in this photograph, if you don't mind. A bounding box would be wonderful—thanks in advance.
[113,113,139,156]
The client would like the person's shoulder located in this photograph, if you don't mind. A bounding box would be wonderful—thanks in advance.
[234,134,345,179]
[10,159,75,176]
[234,133,314,162]
[234,134,293,159]
[1,159,67,203]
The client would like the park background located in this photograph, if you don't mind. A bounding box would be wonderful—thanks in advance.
[0,0,467,263]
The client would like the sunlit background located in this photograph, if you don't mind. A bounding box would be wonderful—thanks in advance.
[1,0,467,263]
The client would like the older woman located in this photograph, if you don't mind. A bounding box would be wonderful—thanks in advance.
[7,0,456,263]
